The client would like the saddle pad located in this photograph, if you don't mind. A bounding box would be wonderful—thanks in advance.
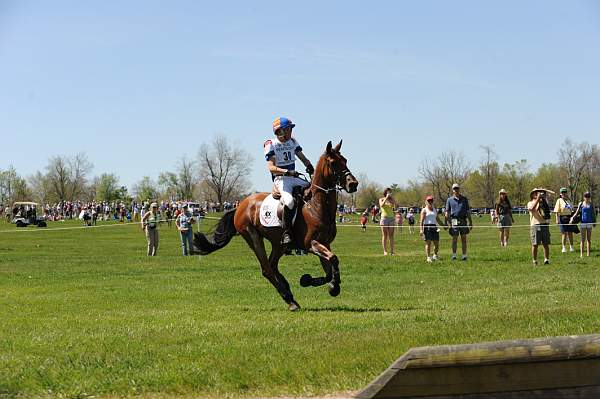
[260,195,282,227]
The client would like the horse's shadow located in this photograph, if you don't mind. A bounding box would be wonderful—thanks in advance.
[301,305,416,313]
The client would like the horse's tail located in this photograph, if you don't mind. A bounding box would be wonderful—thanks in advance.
[193,209,238,255]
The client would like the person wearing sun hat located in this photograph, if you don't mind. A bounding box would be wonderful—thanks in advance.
[554,187,576,253]
[419,195,445,262]
[264,117,315,245]
[570,192,596,258]
[528,188,552,265]
[494,189,514,247]
[445,183,472,260]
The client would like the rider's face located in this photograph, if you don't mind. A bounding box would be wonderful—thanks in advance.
[276,127,293,141]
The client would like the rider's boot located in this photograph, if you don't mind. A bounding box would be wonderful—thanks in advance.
[281,206,295,245]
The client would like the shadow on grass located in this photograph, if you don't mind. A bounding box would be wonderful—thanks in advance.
[302,305,416,313]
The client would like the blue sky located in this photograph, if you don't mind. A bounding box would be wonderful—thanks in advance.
[1,1,599,192]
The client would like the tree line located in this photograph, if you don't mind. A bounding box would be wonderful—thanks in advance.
[0,136,252,206]
[2,137,598,210]
[348,139,600,209]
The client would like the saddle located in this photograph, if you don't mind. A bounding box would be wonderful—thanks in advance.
[271,184,312,203]
[260,186,309,228]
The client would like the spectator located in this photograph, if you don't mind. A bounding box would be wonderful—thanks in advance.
[406,208,416,234]
[360,210,368,232]
[494,189,514,247]
[528,188,552,265]
[395,210,403,233]
[141,202,160,256]
[554,187,576,253]
[419,195,445,262]
[445,183,472,261]
[176,204,195,256]
[379,188,397,255]
[570,192,595,258]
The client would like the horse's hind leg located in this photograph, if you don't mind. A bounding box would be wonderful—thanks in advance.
[268,246,301,310]
[241,227,299,311]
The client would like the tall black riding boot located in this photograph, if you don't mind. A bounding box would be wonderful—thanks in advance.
[281,206,295,245]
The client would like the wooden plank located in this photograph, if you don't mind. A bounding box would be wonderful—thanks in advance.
[357,334,600,399]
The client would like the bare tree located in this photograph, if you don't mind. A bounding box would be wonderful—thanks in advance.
[177,156,196,200]
[419,150,470,200]
[46,155,71,202]
[198,135,252,204]
[475,145,500,207]
[69,152,93,201]
[558,139,595,203]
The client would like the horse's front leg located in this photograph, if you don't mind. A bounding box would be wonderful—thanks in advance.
[304,240,341,297]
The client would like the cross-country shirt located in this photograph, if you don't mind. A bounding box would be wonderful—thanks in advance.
[263,136,303,175]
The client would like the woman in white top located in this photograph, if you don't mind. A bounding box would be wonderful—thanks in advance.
[419,195,446,262]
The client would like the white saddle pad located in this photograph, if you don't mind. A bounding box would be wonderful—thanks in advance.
[260,195,282,227]
[259,195,298,228]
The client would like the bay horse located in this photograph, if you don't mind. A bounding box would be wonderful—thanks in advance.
[193,140,358,311]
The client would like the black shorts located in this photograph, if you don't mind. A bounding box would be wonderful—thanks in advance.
[448,218,470,237]
[423,224,439,241]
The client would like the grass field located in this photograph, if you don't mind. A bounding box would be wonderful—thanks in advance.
[1,213,599,398]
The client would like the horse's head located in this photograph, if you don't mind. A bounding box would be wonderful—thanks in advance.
[319,140,359,193]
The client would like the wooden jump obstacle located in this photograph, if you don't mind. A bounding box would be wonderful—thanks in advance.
[357,334,600,399]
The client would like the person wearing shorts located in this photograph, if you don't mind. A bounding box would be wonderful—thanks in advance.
[445,183,473,260]
[554,187,576,253]
[379,188,397,255]
[570,192,595,258]
[419,195,445,262]
[494,189,514,247]
[528,189,551,265]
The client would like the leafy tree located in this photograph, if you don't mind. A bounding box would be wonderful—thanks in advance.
[133,176,158,202]
[95,173,120,202]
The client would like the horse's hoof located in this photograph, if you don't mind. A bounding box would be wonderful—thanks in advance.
[300,274,313,287]
[328,282,341,297]
[288,301,301,311]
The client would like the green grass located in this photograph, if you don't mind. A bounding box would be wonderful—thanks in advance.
[1,215,599,398]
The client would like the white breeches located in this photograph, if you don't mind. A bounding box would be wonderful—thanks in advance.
[273,176,310,209]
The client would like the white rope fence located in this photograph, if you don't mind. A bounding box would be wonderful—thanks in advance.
[0,213,596,234]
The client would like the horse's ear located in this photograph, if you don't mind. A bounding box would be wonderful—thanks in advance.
[334,140,343,152]
[326,141,333,154]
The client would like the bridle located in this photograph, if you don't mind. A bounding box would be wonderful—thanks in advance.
[305,158,352,194]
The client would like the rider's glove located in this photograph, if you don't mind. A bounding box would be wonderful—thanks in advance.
[285,170,300,178]
[305,164,315,175]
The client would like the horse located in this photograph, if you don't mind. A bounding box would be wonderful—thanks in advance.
[193,140,359,311]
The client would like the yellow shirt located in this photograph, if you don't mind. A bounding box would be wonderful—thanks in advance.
[553,198,573,216]
[380,203,394,218]
[527,200,546,225]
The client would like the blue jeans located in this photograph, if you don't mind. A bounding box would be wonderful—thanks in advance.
[180,229,193,256]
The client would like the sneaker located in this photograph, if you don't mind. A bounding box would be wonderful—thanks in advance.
[561,247,567,253]
[432,254,439,261]
[426,256,433,263]
[504,241,508,247]
[544,259,550,265]
[533,260,538,266]
[569,246,574,252]
[451,254,457,260]
[461,255,468,261]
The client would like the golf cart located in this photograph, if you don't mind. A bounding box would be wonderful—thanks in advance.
[11,202,47,227]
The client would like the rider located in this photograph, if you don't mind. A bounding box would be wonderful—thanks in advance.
[264,117,314,245]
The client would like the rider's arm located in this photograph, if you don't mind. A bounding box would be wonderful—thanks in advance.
[267,156,290,176]
[296,151,313,169]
